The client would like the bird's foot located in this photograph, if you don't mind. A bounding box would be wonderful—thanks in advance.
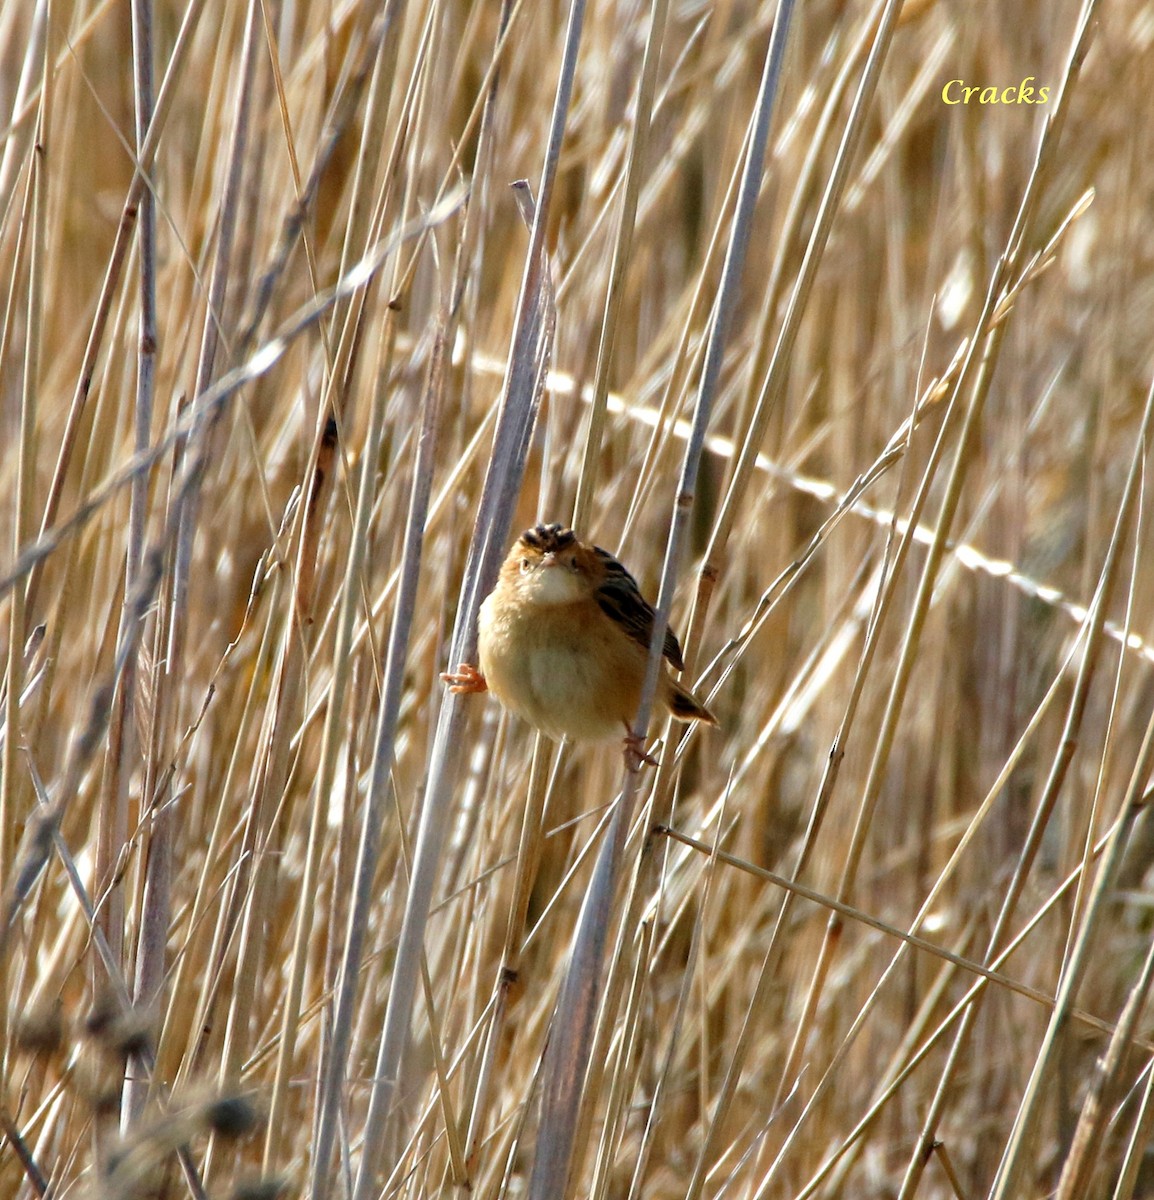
[442,663,488,694]
[622,726,659,770]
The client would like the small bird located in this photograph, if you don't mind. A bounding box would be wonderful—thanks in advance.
[442,523,716,763]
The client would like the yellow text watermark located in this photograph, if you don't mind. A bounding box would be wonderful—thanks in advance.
[941,77,1050,105]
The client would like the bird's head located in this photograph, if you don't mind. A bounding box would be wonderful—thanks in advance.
[502,523,596,606]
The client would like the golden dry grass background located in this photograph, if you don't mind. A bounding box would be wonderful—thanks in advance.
[4,0,1154,1197]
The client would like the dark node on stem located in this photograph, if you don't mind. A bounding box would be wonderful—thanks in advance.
[83,993,119,1039]
[15,1001,63,1056]
[229,1175,291,1200]
[204,1093,262,1139]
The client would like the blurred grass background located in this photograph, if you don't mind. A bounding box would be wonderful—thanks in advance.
[4,0,1154,1197]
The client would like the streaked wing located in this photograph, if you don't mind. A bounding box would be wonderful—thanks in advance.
[592,547,685,671]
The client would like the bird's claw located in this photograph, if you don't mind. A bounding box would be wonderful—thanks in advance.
[622,729,659,770]
[441,662,488,694]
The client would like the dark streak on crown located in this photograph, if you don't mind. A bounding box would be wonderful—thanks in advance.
[520,523,577,553]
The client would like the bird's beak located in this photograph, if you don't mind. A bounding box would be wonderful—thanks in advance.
[540,552,559,569]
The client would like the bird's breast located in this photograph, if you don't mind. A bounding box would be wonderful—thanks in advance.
[477,590,640,740]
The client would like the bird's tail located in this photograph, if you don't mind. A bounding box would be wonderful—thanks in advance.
[669,680,717,727]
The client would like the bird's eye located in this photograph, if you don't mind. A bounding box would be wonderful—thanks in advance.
[567,555,578,569]
[519,557,532,573]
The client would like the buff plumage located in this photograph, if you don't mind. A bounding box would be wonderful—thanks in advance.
[442,523,715,753]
